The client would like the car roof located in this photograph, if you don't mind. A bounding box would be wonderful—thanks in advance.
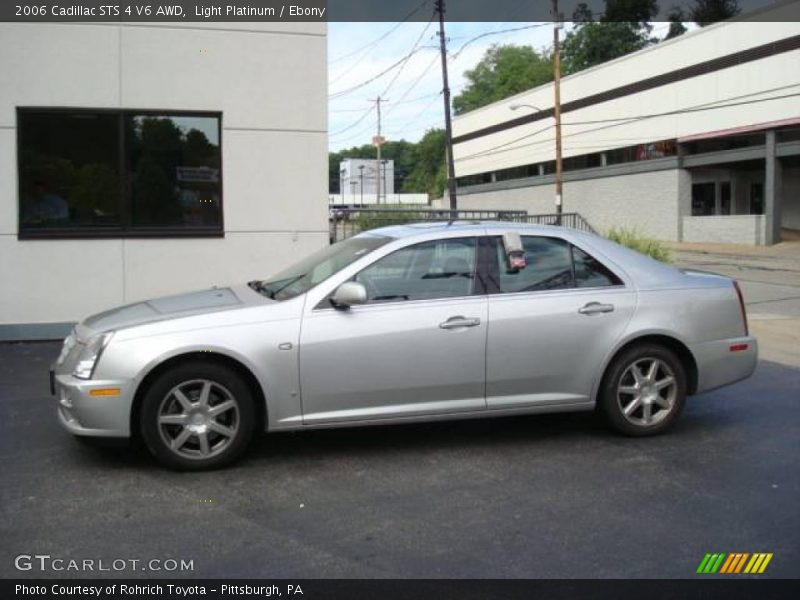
[360,220,580,239]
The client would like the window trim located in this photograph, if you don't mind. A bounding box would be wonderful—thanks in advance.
[314,236,483,309]
[485,235,626,296]
[16,106,224,240]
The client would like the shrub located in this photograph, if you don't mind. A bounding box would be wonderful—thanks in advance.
[606,227,671,263]
[355,210,427,233]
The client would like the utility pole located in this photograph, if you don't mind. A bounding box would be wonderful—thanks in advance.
[358,164,364,204]
[552,0,564,223]
[435,0,457,212]
[369,96,387,204]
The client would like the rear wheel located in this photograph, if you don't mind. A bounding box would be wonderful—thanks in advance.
[139,361,256,470]
[599,344,687,436]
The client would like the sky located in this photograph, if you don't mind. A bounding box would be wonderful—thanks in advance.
[327,20,678,152]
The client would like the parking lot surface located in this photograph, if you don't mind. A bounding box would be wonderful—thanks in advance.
[2,352,798,578]
[1,246,798,579]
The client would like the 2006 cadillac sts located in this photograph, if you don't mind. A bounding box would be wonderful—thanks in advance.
[51,222,757,470]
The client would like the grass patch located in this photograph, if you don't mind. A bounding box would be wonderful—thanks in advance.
[606,227,671,263]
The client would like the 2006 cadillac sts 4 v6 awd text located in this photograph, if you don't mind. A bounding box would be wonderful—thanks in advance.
[51,222,757,470]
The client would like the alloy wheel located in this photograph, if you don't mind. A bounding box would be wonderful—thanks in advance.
[616,357,678,427]
[157,379,240,460]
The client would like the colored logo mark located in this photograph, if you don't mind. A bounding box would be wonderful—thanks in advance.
[696,553,773,574]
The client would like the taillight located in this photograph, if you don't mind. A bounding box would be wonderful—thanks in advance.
[733,280,748,336]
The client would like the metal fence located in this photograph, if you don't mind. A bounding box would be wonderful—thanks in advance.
[329,208,596,242]
[513,212,597,234]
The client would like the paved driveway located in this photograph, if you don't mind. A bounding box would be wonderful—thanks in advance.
[1,245,798,579]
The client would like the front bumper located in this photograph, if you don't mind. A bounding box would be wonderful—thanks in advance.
[690,335,758,394]
[51,368,133,438]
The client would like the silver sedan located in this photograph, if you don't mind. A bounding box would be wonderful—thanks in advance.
[51,222,757,470]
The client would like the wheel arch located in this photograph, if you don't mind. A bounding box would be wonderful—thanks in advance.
[595,333,699,402]
[130,350,267,440]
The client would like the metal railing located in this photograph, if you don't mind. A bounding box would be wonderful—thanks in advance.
[512,212,597,234]
[329,208,527,242]
[329,207,596,242]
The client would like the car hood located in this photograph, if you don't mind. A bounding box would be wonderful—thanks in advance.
[76,285,271,339]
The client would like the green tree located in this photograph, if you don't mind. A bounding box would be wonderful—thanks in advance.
[452,45,554,115]
[690,0,740,25]
[561,0,659,75]
[401,128,447,199]
[665,6,688,39]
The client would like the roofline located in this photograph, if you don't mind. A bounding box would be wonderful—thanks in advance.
[453,2,792,123]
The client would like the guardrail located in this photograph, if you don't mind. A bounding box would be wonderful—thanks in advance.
[329,208,596,242]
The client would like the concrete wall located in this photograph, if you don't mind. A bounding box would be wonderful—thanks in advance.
[453,19,800,177]
[457,169,684,240]
[0,22,328,336]
[682,215,767,244]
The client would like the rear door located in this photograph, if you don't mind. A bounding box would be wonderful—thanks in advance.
[484,235,636,409]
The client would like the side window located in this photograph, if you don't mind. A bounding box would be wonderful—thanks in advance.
[573,246,623,288]
[356,237,477,303]
[497,236,574,293]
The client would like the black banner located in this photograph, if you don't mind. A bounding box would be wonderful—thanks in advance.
[4,579,800,600]
[1,0,798,22]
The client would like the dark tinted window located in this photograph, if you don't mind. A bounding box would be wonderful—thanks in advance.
[495,236,622,293]
[573,246,622,288]
[356,237,477,302]
[127,114,221,228]
[497,236,574,293]
[18,112,120,230]
[18,109,221,237]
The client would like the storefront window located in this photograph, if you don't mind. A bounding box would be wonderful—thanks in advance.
[18,109,222,238]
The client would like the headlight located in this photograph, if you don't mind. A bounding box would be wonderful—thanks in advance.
[56,331,76,365]
[72,332,114,380]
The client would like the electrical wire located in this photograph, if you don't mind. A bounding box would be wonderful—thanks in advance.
[450,23,551,60]
[328,0,431,65]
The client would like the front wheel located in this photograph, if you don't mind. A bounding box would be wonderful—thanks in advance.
[139,361,256,470]
[599,344,687,436]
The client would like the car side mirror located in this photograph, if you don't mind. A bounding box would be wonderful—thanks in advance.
[331,281,367,309]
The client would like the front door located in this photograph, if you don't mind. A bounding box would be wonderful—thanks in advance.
[299,236,488,424]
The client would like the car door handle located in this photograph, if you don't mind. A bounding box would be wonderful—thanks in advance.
[439,316,481,329]
[578,302,615,315]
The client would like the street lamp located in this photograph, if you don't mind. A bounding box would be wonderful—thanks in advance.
[340,168,346,203]
[358,165,365,204]
[509,102,563,222]
[381,160,388,203]
[509,103,543,112]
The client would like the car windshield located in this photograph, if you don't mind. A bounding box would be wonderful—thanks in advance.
[249,235,394,301]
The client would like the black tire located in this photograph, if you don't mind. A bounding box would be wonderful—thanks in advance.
[599,343,687,436]
[139,361,256,470]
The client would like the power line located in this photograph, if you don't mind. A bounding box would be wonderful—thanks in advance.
[382,53,441,119]
[329,44,437,99]
[328,0,431,65]
[331,92,439,114]
[450,22,551,60]
[329,104,375,136]
[379,17,435,98]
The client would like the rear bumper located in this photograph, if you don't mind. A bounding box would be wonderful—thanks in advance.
[690,335,758,394]
[52,370,133,438]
